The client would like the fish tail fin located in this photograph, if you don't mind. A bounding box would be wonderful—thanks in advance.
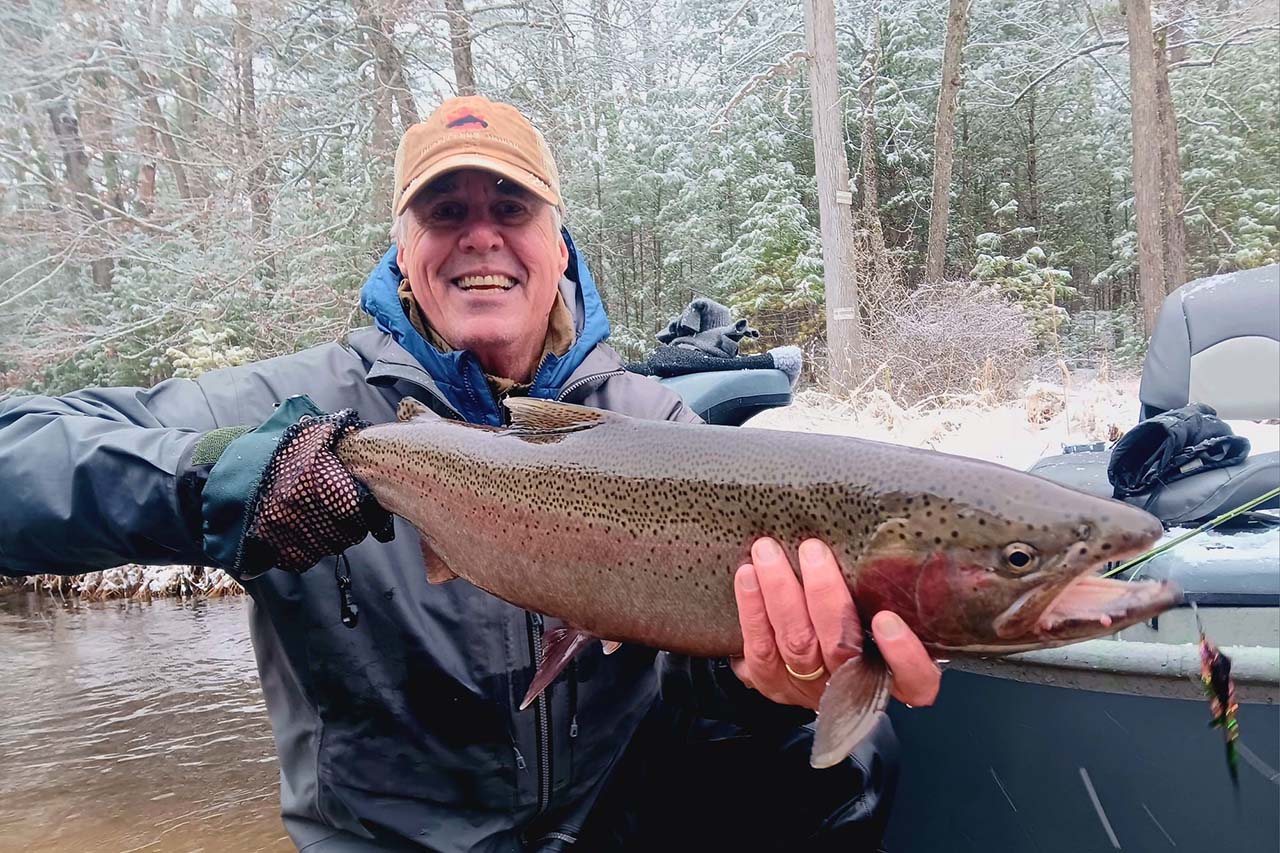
[810,649,893,769]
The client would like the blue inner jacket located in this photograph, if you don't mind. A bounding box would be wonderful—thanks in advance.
[359,229,612,426]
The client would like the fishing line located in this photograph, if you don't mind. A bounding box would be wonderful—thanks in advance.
[1101,485,1280,580]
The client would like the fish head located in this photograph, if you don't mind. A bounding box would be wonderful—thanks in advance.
[854,467,1179,654]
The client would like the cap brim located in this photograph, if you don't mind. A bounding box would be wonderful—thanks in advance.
[396,152,560,216]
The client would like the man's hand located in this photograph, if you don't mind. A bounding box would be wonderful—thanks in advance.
[730,537,941,710]
[241,410,395,575]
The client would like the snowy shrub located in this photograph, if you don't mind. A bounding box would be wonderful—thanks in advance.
[164,328,257,379]
[865,281,1034,406]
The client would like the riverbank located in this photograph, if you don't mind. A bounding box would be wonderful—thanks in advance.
[1,564,243,600]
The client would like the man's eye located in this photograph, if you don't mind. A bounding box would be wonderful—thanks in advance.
[429,203,463,222]
[496,201,528,220]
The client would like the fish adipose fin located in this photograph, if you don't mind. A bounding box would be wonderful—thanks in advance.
[419,537,459,584]
[520,626,595,711]
[502,398,609,440]
[811,646,893,769]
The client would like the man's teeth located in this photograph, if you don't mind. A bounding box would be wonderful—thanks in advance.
[455,275,517,290]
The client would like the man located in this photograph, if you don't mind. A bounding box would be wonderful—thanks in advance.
[0,96,939,851]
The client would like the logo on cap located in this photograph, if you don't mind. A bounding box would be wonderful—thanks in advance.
[445,108,488,130]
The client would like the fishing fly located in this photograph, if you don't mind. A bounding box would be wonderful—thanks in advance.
[1193,602,1240,787]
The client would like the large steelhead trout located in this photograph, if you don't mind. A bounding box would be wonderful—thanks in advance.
[338,397,1178,767]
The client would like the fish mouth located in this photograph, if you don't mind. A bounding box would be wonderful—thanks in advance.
[1036,573,1182,639]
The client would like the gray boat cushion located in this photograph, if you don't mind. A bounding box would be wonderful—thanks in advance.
[1029,449,1280,525]
[1190,336,1280,420]
[1140,264,1280,420]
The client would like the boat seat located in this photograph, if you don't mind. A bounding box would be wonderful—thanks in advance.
[1029,449,1280,526]
[659,368,793,426]
[1031,265,1280,525]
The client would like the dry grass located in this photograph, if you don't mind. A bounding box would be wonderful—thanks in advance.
[861,281,1035,407]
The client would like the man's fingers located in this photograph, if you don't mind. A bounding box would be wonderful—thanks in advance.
[872,611,941,707]
[797,538,862,675]
[734,564,782,686]
[751,538,824,680]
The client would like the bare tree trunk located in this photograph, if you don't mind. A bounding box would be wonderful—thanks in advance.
[804,0,863,393]
[44,92,113,289]
[859,15,888,265]
[924,0,971,282]
[444,0,477,96]
[233,0,274,276]
[110,26,195,204]
[355,0,420,129]
[1154,17,1188,289]
[1124,0,1167,335]
[591,0,615,92]
[858,11,891,321]
[1025,90,1040,230]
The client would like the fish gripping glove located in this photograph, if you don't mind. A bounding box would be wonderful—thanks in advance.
[198,395,395,578]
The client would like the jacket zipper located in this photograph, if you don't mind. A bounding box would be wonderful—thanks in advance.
[527,611,552,817]
[556,369,625,403]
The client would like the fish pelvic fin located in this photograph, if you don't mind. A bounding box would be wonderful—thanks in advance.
[810,647,892,769]
[502,398,609,439]
[520,626,596,711]
[419,537,459,584]
[601,640,622,655]
[398,397,433,423]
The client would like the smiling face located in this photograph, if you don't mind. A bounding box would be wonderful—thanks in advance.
[396,169,569,381]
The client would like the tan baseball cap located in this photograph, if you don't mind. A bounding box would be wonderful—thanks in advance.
[393,96,562,218]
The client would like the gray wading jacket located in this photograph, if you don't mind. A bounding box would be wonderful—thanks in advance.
[0,243,811,851]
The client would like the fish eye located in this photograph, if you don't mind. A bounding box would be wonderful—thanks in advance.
[1002,543,1039,573]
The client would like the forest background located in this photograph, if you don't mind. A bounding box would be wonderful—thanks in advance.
[1,0,1277,404]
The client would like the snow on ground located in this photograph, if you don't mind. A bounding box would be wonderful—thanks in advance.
[752,373,1280,471]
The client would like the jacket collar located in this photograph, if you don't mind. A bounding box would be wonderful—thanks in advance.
[359,228,611,425]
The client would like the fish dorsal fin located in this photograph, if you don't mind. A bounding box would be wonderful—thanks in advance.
[502,397,609,436]
[398,397,434,423]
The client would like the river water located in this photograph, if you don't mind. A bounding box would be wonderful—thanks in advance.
[0,591,289,852]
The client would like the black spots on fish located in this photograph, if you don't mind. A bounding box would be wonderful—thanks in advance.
[1100,543,1112,551]
[951,531,960,539]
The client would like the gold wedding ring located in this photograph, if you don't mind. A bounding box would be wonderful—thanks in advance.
[785,662,827,682]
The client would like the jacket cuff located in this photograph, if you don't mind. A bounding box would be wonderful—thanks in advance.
[201,395,324,575]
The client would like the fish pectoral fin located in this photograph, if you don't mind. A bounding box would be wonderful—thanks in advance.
[519,626,595,711]
[419,538,459,584]
[810,649,892,769]
[397,397,434,423]
[601,640,622,655]
[502,398,610,438]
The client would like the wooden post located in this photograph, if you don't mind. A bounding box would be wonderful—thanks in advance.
[804,0,863,394]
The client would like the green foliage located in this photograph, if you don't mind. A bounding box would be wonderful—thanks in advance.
[971,186,1076,348]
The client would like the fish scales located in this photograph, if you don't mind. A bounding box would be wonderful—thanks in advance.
[338,397,1179,767]
[338,399,1172,657]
